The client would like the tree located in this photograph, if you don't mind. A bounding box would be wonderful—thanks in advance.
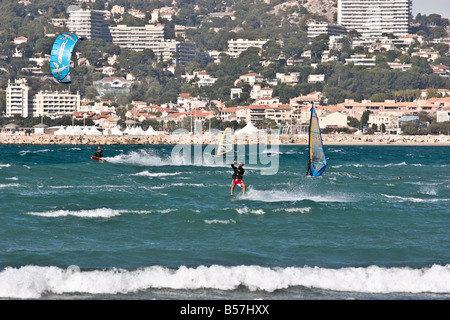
[360,110,371,128]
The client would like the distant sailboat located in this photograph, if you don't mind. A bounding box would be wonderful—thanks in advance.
[306,107,327,176]
[216,127,233,156]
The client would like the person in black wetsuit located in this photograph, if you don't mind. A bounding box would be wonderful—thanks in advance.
[94,146,103,158]
[231,161,246,196]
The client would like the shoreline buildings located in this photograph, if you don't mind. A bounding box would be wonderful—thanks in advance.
[337,0,412,39]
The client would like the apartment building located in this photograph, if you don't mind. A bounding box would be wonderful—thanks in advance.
[67,8,112,41]
[307,22,347,38]
[33,90,81,118]
[6,78,30,117]
[109,24,165,51]
[337,0,411,39]
[227,39,268,58]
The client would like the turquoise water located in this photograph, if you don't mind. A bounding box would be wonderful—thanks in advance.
[0,144,449,299]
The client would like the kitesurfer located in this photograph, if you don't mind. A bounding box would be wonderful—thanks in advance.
[95,146,103,158]
[231,161,245,196]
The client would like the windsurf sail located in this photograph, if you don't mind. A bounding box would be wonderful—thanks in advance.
[50,33,81,83]
[306,107,327,176]
[216,127,233,156]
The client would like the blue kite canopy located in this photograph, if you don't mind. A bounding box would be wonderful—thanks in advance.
[50,33,81,83]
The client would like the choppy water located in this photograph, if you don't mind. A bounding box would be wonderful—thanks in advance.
[0,144,449,300]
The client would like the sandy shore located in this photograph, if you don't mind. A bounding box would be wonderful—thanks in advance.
[0,133,449,146]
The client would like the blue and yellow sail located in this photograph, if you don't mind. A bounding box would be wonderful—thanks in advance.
[306,107,327,176]
[216,127,233,156]
[50,33,81,83]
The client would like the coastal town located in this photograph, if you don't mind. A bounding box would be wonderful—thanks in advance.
[0,0,449,142]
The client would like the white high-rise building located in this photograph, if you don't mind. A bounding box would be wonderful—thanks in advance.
[67,8,112,41]
[33,90,80,118]
[109,24,165,51]
[6,78,30,117]
[338,0,412,39]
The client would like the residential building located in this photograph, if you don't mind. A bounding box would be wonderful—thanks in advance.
[67,8,112,41]
[337,0,411,39]
[6,79,30,117]
[250,85,273,100]
[176,41,197,66]
[109,24,165,51]
[227,39,268,58]
[33,90,80,118]
[307,22,346,38]
[388,62,412,71]
[182,71,217,87]
[345,54,376,67]
[237,104,291,124]
[93,77,133,97]
[230,88,242,99]
[318,111,348,129]
[238,73,264,85]
[308,74,326,83]
[436,109,450,122]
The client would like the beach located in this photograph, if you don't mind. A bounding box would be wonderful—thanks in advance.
[0,132,449,146]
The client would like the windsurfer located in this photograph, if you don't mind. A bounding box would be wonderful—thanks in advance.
[231,161,245,196]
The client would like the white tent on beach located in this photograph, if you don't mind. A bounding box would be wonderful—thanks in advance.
[85,126,102,136]
[110,126,123,136]
[129,126,145,135]
[145,126,157,135]
[235,122,260,135]
[54,126,67,135]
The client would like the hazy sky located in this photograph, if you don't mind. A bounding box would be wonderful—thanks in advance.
[412,0,450,19]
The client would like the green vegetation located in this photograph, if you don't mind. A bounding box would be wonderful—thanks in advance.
[0,0,449,128]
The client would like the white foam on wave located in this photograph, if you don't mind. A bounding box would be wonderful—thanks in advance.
[274,207,311,213]
[0,264,449,299]
[383,194,448,203]
[0,163,11,168]
[205,219,236,224]
[0,183,20,189]
[27,208,178,218]
[106,149,174,166]
[132,171,182,178]
[241,187,349,203]
[236,206,265,215]
[27,208,123,218]
[19,149,51,156]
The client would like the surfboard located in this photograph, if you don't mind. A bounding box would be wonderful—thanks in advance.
[90,155,106,162]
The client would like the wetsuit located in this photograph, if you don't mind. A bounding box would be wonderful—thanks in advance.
[95,150,103,157]
[231,164,244,185]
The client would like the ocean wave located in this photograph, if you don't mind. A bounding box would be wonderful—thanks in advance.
[27,208,178,218]
[132,171,182,177]
[27,208,124,218]
[241,187,349,203]
[0,164,11,168]
[105,149,224,167]
[0,264,449,299]
[273,207,311,213]
[19,149,51,156]
[205,219,236,224]
[383,194,449,203]
[236,206,265,215]
[0,183,20,189]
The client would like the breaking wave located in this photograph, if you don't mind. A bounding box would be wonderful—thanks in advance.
[0,264,449,299]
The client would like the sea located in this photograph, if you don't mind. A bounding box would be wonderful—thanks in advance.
[0,143,449,303]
